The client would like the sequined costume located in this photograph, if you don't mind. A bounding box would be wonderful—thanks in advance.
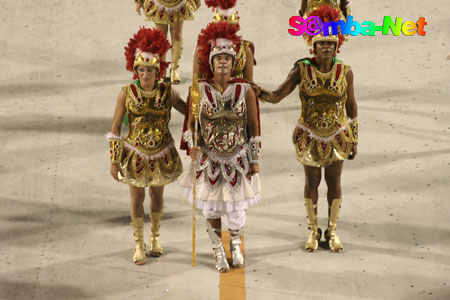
[178,79,260,210]
[292,58,356,167]
[109,80,183,187]
[143,0,199,25]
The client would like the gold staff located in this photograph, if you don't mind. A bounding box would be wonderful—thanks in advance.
[190,74,201,267]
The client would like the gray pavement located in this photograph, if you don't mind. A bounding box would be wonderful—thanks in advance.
[1,0,449,299]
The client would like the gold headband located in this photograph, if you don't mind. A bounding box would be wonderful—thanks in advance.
[133,53,160,70]
[212,10,238,24]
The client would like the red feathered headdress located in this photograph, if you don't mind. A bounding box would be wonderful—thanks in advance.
[304,5,347,54]
[124,27,171,79]
[197,21,241,79]
[205,0,236,10]
[205,0,239,23]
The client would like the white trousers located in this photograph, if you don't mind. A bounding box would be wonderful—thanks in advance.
[202,208,246,230]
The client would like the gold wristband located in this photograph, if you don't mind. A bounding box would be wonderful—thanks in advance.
[109,139,124,164]
[349,119,358,145]
[256,86,272,103]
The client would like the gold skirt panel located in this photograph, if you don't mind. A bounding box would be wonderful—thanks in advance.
[143,0,199,25]
[120,145,183,187]
[292,122,354,167]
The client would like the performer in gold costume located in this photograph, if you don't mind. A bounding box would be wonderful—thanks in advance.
[135,0,201,84]
[107,28,186,265]
[193,0,256,81]
[257,2,358,253]
[179,22,261,272]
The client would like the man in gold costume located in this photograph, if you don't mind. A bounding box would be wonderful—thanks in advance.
[193,0,256,82]
[107,28,186,265]
[258,1,358,253]
[135,0,201,84]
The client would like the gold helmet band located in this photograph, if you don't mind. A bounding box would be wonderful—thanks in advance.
[312,34,339,46]
[212,9,238,24]
[133,51,160,70]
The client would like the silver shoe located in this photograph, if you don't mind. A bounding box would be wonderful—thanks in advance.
[206,220,230,273]
[229,228,244,268]
[213,245,230,273]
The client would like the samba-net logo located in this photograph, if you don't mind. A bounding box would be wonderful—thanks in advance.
[288,16,427,36]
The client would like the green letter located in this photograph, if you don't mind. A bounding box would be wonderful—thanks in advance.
[382,16,402,36]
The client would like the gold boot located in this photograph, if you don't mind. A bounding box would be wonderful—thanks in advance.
[131,216,146,265]
[170,41,182,84]
[304,198,322,252]
[148,212,163,257]
[325,198,343,253]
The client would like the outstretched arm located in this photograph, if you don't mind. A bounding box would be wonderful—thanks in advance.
[257,64,301,104]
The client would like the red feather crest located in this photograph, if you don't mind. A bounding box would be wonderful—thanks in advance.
[124,27,171,79]
[205,0,236,10]
[197,21,241,79]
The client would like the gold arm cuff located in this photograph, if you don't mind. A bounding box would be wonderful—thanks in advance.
[349,119,358,145]
[109,139,124,164]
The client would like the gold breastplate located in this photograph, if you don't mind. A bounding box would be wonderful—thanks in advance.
[199,82,248,157]
[298,61,348,137]
[125,82,174,155]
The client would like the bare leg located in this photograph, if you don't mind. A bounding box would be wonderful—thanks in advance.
[170,21,183,42]
[149,185,164,213]
[207,218,221,235]
[303,165,322,208]
[154,23,168,36]
[324,160,343,207]
[129,185,145,218]
[154,23,169,78]
[299,0,308,16]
